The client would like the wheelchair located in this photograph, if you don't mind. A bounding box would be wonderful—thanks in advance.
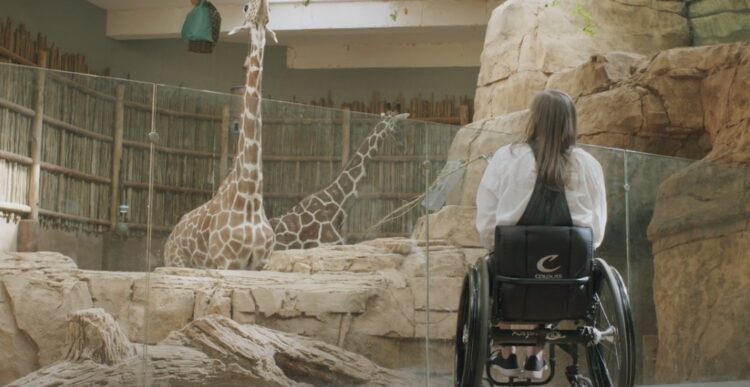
[454,225,635,387]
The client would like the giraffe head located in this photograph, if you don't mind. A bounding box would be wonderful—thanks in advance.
[378,112,409,145]
[229,0,278,42]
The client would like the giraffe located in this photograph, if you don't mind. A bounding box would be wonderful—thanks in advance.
[270,113,409,250]
[163,0,276,270]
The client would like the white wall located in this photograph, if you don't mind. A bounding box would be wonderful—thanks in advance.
[1,0,479,104]
[0,222,18,252]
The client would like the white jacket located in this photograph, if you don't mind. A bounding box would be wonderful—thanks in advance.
[475,143,607,250]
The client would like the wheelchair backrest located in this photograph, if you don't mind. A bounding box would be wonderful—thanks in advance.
[492,225,594,322]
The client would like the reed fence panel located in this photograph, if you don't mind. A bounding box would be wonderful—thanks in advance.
[0,61,462,238]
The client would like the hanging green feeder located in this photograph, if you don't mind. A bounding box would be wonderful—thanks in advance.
[181,0,222,54]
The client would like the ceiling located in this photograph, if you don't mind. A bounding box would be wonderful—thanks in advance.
[87,0,499,68]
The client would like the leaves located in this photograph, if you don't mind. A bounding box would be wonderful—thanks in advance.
[574,2,596,37]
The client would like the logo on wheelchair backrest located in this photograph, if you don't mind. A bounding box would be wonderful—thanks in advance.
[535,255,562,278]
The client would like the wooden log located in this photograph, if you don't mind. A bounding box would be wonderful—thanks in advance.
[0,200,31,214]
[0,149,32,165]
[41,162,111,184]
[122,139,217,158]
[123,181,212,195]
[126,223,173,232]
[48,73,115,102]
[65,309,136,365]
[0,96,113,142]
[219,105,230,181]
[370,155,447,162]
[341,107,351,168]
[264,155,339,162]
[38,208,109,226]
[44,115,113,142]
[345,232,409,239]
[0,45,35,66]
[265,192,420,200]
[110,85,125,229]
[0,95,35,117]
[8,313,418,387]
[459,104,470,126]
[27,50,47,220]
[125,100,221,121]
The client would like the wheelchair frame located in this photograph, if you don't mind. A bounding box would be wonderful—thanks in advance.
[454,256,635,387]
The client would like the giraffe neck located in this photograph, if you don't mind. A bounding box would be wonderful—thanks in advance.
[232,24,266,194]
[324,120,393,206]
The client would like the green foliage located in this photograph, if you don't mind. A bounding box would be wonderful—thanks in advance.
[574,1,596,37]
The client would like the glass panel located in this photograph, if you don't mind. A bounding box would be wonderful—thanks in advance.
[581,145,628,278]
[419,118,466,386]
[0,63,153,385]
[143,84,440,384]
[423,135,632,384]
[631,158,750,385]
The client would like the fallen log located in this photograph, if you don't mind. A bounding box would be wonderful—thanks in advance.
[8,309,419,386]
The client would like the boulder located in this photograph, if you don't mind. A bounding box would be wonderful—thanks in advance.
[411,205,482,247]
[648,162,750,382]
[0,252,93,368]
[0,239,474,383]
[475,0,689,120]
[0,278,36,383]
[447,43,750,219]
[689,0,750,45]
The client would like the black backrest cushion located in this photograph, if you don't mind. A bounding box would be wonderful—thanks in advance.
[492,225,594,322]
[493,226,593,280]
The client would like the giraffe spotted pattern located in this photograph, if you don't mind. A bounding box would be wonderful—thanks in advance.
[163,1,275,270]
[270,113,409,250]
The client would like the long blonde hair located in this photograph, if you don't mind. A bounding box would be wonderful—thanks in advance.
[524,90,577,191]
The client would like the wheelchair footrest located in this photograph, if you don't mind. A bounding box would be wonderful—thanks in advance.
[492,327,597,346]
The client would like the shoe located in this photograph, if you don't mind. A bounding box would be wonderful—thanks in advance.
[523,354,546,380]
[489,352,521,378]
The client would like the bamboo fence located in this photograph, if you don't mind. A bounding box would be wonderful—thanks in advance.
[0,18,96,73]
[0,21,466,239]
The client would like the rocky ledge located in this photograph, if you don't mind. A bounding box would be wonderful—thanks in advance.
[0,238,486,385]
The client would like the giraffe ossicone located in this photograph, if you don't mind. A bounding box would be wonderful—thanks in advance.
[163,0,276,270]
[270,112,410,250]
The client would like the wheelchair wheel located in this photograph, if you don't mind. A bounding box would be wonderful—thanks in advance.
[586,258,635,387]
[454,260,490,387]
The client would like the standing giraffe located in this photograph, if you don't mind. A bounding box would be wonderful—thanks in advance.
[163,0,276,270]
[271,113,409,250]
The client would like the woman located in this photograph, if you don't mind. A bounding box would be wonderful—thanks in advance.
[475,90,607,379]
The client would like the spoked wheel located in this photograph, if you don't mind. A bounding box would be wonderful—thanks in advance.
[586,258,635,387]
[454,260,490,387]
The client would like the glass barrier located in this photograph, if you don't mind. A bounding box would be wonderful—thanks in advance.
[425,129,748,386]
[622,151,693,385]
[0,63,154,385]
[2,60,747,387]
[139,83,463,385]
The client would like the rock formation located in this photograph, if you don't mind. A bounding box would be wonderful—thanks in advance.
[474,0,689,121]
[648,160,750,382]
[8,308,418,386]
[0,240,484,385]
[415,1,750,384]
[689,0,750,45]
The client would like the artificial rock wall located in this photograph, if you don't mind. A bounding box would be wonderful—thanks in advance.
[689,0,750,45]
[422,0,750,384]
[0,240,485,385]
